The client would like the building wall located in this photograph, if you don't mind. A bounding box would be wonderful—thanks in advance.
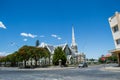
[109,12,120,49]
[109,12,120,66]
[64,45,72,55]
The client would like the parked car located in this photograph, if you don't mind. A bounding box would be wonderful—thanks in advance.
[78,62,88,68]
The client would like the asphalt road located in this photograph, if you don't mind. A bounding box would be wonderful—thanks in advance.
[0,64,120,80]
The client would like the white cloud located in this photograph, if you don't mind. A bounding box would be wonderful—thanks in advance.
[28,33,37,38]
[51,34,62,40]
[0,21,6,29]
[20,32,37,38]
[58,37,62,40]
[21,33,28,37]
[0,52,10,56]
[51,34,57,38]
[23,38,27,41]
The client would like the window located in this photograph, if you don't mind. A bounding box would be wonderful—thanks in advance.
[112,25,119,33]
[116,39,120,45]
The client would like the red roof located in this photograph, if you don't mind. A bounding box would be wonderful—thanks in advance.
[105,54,112,57]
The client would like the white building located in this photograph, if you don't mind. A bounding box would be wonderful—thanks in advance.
[108,11,120,66]
[71,27,78,53]
[20,27,85,67]
[39,42,74,64]
[71,26,85,63]
[39,26,86,64]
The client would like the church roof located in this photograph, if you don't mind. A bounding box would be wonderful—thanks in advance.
[67,55,73,60]
[39,42,69,54]
[47,45,55,54]
[39,42,73,55]
[55,43,68,50]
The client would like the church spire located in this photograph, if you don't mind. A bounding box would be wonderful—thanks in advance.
[72,26,76,45]
[71,25,78,53]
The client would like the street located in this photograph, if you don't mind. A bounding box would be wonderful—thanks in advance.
[0,64,120,80]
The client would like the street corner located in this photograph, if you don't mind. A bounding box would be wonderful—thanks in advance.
[100,66,120,72]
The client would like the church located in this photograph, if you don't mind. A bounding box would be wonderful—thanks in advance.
[38,27,86,64]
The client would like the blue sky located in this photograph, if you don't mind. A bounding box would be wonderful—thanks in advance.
[0,0,120,59]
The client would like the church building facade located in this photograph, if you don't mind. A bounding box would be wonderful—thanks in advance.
[38,26,86,64]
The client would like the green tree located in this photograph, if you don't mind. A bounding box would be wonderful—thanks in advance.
[53,47,67,66]
[112,55,117,62]
[44,47,51,65]
[29,47,49,67]
[8,51,19,66]
[3,44,51,68]
[107,55,117,63]
[0,56,7,66]
[89,58,95,62]
[18,45,31,68]
[30,47,42,67]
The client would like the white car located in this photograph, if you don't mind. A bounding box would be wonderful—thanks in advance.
[78,62,88,68]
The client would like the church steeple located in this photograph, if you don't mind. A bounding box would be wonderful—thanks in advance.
[71,25,78,53]
[72,26,76,46]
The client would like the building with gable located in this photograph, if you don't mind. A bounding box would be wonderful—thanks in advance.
[39,27,86,65]
[19,26,86,67]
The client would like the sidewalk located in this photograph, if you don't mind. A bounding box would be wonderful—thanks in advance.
[101,66,120,72]
[0,66,76,71]
[104,66,120,71]
[34,66,75,70]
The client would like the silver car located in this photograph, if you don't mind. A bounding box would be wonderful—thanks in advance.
[78,62,88,68]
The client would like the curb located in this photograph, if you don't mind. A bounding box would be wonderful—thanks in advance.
[34,67,75,70]
[100,67,120,72]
